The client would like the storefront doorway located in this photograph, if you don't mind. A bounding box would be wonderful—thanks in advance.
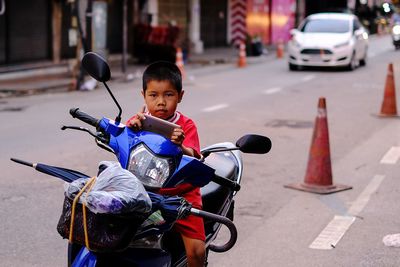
[201,0,228,48]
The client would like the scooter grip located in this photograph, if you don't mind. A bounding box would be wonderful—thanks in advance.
[212,175,241,192]
[190,208,237,252]
[69,108,99,128]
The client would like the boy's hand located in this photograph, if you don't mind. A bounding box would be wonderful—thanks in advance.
[127,106,146,131]
[171,128,185,145]
[171,128,199,158]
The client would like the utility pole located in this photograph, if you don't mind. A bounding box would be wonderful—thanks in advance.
[269,0,273,44]
[70,0,90,91]
[86,0,93,52]
[122,0,128,74]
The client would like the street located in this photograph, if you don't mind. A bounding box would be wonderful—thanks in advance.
[1,34,400,266]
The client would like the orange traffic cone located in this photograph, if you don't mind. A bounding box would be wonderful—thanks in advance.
[284,98,352,194]
[237,42,247,68]
[379,63,397,117]
[175,47,185,79]
[377,22,383,36]
[276,40,284,59]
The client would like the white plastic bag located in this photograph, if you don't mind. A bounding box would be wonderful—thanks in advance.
[65,161,152,214]
[383,233,400,247]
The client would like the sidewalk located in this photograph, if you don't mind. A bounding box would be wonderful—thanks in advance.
[0,46,275,99]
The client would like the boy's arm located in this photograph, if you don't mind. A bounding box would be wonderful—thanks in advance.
[181,145,199,158]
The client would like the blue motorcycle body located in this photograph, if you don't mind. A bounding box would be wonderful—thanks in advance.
[71,118,215,267]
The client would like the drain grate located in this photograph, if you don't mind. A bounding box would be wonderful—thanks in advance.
[265,119,313,129]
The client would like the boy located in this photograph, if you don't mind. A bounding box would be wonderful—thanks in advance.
[127,61,205,267]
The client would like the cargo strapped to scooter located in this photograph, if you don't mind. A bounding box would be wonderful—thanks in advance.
[57,178,147,252]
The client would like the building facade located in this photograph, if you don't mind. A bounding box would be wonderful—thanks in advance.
[1,0,390,69]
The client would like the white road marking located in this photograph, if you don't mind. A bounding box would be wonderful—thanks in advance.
[347,175,385,216]
[302,75,316,82]
[202,103,229,112]
[309,175,385,250]
[263,87,282,95]
[380,146,400,164]
[309,215,356,250]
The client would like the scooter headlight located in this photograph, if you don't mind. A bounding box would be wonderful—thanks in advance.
[393,25,400,35]
[128,144,175,189]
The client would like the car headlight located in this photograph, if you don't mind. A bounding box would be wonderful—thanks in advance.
[393,25,400,35]
[290,38,301,48]
[334,41,350,49]
[128,144,175,189]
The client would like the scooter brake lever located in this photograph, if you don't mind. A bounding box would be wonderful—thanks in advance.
[62,125,111,150]
[95,139,114,153]
[61,125,98,139]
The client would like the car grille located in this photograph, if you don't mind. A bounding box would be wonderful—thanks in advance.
[301,49,333,55]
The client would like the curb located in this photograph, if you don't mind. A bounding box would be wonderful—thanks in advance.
[0,52,275,99]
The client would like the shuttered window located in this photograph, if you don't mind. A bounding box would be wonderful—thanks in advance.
[1,0,51,65]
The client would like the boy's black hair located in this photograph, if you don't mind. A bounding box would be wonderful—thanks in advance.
[142,61,182,93]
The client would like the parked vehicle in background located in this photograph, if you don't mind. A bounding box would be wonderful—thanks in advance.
[288,13,369,71]
[392,23,400,49]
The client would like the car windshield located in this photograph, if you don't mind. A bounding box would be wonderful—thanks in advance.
[300,19,350,33]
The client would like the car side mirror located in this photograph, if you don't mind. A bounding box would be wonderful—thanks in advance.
[235,134,272,154]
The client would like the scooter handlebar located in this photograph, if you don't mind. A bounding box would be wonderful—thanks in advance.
[190,208,237,253]
[69,108,99,128]
[212,175,241,192]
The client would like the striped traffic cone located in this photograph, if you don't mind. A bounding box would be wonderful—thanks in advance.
[276,40,284,59]
[237,42,247,68]
[175,47,185,79]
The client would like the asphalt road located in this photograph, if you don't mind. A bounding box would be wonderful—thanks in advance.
[1,34,400,266]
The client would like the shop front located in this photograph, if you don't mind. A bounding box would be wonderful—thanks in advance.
[0,0,51,66]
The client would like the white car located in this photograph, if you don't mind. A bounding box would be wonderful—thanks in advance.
[288,13,369,71]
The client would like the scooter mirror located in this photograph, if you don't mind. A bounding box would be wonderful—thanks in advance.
[81,52,122,123]
[236,134,271,154]
[82,52,111,82]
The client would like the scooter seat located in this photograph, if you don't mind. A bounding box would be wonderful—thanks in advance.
[201,152,237,214]
[204,152,237,181]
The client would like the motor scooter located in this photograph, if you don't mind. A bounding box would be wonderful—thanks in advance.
[392,23,400,49]
[12,52,271,267]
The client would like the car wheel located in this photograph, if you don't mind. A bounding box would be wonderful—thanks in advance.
[289,63,298,71]
[359,53,367,66]
[346,52,357,71]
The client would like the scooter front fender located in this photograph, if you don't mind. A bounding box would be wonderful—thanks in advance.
[72,247,97,267]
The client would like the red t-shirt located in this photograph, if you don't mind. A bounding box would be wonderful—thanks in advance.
[160,112,202,208]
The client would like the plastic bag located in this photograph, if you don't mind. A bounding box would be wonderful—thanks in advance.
[383,233,400,247]
[64,161,152,214]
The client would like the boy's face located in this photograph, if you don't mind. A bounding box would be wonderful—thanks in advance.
[142,80,184,120]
